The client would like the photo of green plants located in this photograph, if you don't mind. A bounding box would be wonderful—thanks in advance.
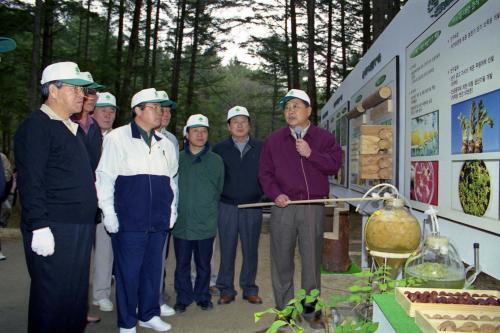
[458,160,491,217]
[452,89,499,154]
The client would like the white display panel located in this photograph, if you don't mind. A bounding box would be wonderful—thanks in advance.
[404,0,500,234]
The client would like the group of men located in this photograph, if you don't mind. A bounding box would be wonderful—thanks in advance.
[14,60,341,333]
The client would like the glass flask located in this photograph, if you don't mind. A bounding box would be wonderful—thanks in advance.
[364,198,422,275]
[405,235,466,289]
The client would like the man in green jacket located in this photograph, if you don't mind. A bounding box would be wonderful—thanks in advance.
[173,114,224,313]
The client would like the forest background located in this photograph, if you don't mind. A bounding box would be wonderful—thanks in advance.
[0,0,406,156]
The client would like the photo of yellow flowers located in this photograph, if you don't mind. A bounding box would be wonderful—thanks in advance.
[411,111,439,157]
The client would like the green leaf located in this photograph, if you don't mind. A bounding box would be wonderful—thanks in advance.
[349,285,362,292]
[305,295,316,304]
[360,286,372,292]
[310,289,320,297]
[296,289,306,298]
[267,320,287,333]
[379,283,388,292]
[295,303,303,314]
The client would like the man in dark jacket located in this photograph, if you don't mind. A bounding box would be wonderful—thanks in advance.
[14,61,97,333]
[213,106,263,305]
[259,89,341,330]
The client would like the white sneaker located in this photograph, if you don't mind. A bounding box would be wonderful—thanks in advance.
[93,298,114,312]
[0,252,6,261]
[138,316,171,332]
[160,303,175,316]
[119,327,136,333]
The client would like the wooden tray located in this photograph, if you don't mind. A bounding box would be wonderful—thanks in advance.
[415,309,500,333]
[395,287,500,317]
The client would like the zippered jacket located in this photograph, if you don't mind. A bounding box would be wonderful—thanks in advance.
[172,143,224,240]
[95,122,178,232]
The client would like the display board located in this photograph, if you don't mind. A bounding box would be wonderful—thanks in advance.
[329,101,349,187]
[404,0,500,234]
[348,56,399,193]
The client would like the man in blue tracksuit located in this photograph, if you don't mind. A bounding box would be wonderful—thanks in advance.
[95,88,178,333]
[213,106,264,305]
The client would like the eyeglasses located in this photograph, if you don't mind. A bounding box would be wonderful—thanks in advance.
[143,105,162,113]
[60,83,86,94]
[85,89,97,96]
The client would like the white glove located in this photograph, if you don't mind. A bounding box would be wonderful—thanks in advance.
[169,209,178,228]
[103,212,119,233]
[31,227,55,257]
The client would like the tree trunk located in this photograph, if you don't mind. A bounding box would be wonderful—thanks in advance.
[150,0,161,86]
[119,0,143,116]
[362,0,371,54]
[115,0,125,101]
[284,0,292,90]
[77,0,84,61]
[340,0,347,79]
[306,0,317,124]
[41,0,55,69]
[290,0,300,89]
[372,0,389,41]
[185,0,203,113]
[29,0,43,110]
[143,0,153,88]
[100,0,113,78]
[325,0,333,100]
[170,0,187,135]
[83,0,91,67]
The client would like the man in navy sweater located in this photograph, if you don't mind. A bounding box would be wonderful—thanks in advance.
[14,61,97,333]
[213,106,264,306]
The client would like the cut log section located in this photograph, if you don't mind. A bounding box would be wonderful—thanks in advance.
[362,85,392,110]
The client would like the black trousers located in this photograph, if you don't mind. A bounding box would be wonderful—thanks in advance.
[22,223,94,333]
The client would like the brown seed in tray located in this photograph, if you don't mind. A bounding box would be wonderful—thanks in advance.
[466,315,478,321]
[443,315,452,319]
[432,314,443,319]
[479,323,496,333]
[438,320,457,331]
[440,291,448,296]
[481,315,492,321]
[494,316,500,321]
[472,293,480,297]
[457,322,479,332]
[454,314,466,320]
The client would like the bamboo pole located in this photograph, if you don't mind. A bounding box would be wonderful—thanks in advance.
[237,196,382,208]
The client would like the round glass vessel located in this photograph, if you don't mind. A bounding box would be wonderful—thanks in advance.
[365,198,422,254]
[405,235,466,289]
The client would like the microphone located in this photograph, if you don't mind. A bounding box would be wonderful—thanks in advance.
[294,126,302,140]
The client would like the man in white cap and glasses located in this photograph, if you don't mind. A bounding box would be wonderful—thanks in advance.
[259,89,341,330]
[14,61,97,333]
[213,106,264,306]
[95,88,178,332]
[90,92,117,314]
[172,114,224,313]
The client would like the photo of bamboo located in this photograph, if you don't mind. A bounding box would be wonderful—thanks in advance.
[451,160,499,221]
[411,111,439,157]
[410,161,438,205]
[451,89,499,154]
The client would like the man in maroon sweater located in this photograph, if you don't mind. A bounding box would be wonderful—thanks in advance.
[259,89,341,329]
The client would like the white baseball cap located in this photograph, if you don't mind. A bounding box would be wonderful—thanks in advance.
[227,106,250,121]
[79,71,104,90]
[186,114,209,129]
[156,90,177,108]
[40,61,93,86]
[279,89,311,108]
[95,92,117,108]
[131,88,169,108]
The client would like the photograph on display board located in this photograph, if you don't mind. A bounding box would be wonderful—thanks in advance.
[411,111,439,157]
[451,160,499,220]
[410,161,438,205]
[451,89,500,154]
